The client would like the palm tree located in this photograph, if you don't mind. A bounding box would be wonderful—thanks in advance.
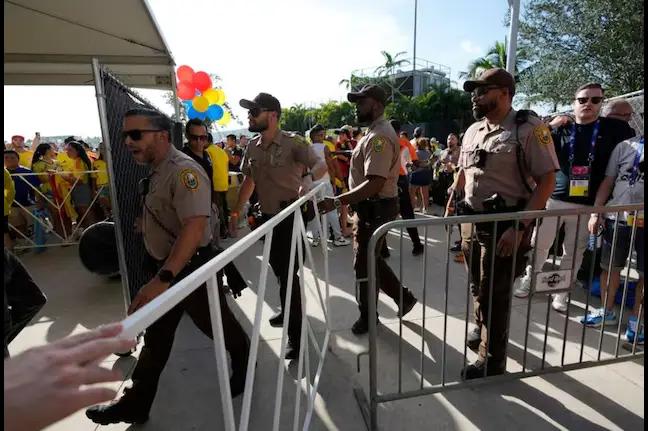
[374,51,410,76]
[459,39,520,79]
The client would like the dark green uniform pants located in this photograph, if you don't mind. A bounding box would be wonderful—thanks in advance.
[353,198,413,320]
[461,221,528,368]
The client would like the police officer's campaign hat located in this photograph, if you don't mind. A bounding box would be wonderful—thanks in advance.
[239,92,282,113]
[463,68,516,96]
[347,85,388,106]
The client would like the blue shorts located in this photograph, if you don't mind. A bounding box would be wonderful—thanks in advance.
[600,218,644,275]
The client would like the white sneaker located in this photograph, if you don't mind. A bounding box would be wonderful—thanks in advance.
[552,292,569,313]
[333,237,351,247]
[514,274,531,298]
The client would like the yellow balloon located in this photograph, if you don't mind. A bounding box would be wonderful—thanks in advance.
[214,89,226,105]
[217,110,231,125]
[192,95,209,113]
[203,88,219,105]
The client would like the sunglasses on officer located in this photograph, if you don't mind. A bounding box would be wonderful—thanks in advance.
[121,129,162,141]
[471,85,503,97]
[576,96,604,105]
[187,133,208,142]
[248,107,273,118]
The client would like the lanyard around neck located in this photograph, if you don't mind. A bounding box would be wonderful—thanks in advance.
[569,120,600,168]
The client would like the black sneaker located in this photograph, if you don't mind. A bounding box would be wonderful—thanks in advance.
[412,243,425,256]
[466,326,481,351]
[230,373,246,398]
[86,398,149,425]
[381,247,391,259]
[397,292,417,318]
[269,311,284,327]
[285,342,300,360]
[460,359,505,380]
[450,243,462,253]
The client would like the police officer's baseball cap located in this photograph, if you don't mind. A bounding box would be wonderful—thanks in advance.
[239,92,281,114]
[347,85,388,105]
[463,68,516,96]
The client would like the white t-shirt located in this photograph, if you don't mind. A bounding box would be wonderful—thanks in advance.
[311,142,330,183]
[604,136,644,221]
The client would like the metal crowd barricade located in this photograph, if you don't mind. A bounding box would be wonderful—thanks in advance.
[361,203,644,430]
[7,169,105,250]
[120,183,332,431]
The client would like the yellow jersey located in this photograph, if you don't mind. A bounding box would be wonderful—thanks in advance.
[92,159,109,186]
[205,144,230,192]
[4,168,15,216]
[57,152,74,171]
[18,150,34,169]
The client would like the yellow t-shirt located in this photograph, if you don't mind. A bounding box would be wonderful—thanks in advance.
[18,150,34,169]
[57,152,74,171]
[92,159,109,186]
[70,158,90,184]
[4,168,15,216]
[205,144,230,192]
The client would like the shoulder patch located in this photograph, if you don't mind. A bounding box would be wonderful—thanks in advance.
[369,136,388,153]
[533,124,553,146]
[179,168,200,191]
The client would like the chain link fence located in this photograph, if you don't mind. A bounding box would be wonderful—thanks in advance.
[98,65,180,300]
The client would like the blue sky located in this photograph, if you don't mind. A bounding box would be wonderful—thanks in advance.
[4,0,513,141]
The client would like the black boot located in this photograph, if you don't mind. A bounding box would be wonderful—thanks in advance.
[85,388,150,425]
[269,311,284,327]
[461,359,505,380]
[466,326,481,351]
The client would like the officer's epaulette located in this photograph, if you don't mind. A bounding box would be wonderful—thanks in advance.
[515,109,540,125]
[283,131,309,146]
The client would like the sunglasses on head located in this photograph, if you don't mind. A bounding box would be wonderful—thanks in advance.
[472,85,502,97]
[576,97,604,105]
[188,134,208,141]
[248,107,273,118]
[121,129,162,141]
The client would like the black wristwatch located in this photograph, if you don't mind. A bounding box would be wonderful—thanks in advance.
[157,269,175,283]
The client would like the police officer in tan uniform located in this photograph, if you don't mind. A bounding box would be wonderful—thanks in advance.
[230,93,327,360]
[318,85,418,335]
[87,109,250,425]
[446,68,559,379]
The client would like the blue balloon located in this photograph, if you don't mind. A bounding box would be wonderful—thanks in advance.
[206,104,224,121]
[196,110,208,120]
[187,106,200,119]
[182,100,192,111]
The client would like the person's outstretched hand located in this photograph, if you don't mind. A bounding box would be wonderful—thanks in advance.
[4,323,136,431]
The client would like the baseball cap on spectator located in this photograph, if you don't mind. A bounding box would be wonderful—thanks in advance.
[463,68,516,96]
[239,92,281,114]
[334,124,353,135]
[347,85,388,106]
[309,124,325,134]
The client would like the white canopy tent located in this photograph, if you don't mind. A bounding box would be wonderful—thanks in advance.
[4,0,175,89]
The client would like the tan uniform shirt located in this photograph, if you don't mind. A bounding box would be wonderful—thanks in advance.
[348,115,400,198]
[459,109,559,211]
[143,147,212,260]
[241,129,320,215]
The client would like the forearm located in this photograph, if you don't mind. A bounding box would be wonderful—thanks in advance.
[337,177,385,206]
[233,176,255,213]
[522,172,555,226]
[161,217,207,275]
[592,176,615,209]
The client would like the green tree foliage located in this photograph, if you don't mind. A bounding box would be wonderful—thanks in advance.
[517,0,644,107]
[281,84,473,135]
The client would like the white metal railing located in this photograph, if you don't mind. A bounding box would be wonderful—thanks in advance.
[121,183,331,431]
[7,170,106,250]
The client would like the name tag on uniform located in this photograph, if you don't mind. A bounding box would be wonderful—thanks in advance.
[569,165,590,197]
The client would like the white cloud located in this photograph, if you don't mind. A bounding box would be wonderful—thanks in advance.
[460,40,482,55]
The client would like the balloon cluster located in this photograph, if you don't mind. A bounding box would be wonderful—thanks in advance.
[176,65,231,126]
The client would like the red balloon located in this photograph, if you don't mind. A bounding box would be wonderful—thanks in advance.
[177,82,195,100]
[193,72,212,92]
[177,65,194,83]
